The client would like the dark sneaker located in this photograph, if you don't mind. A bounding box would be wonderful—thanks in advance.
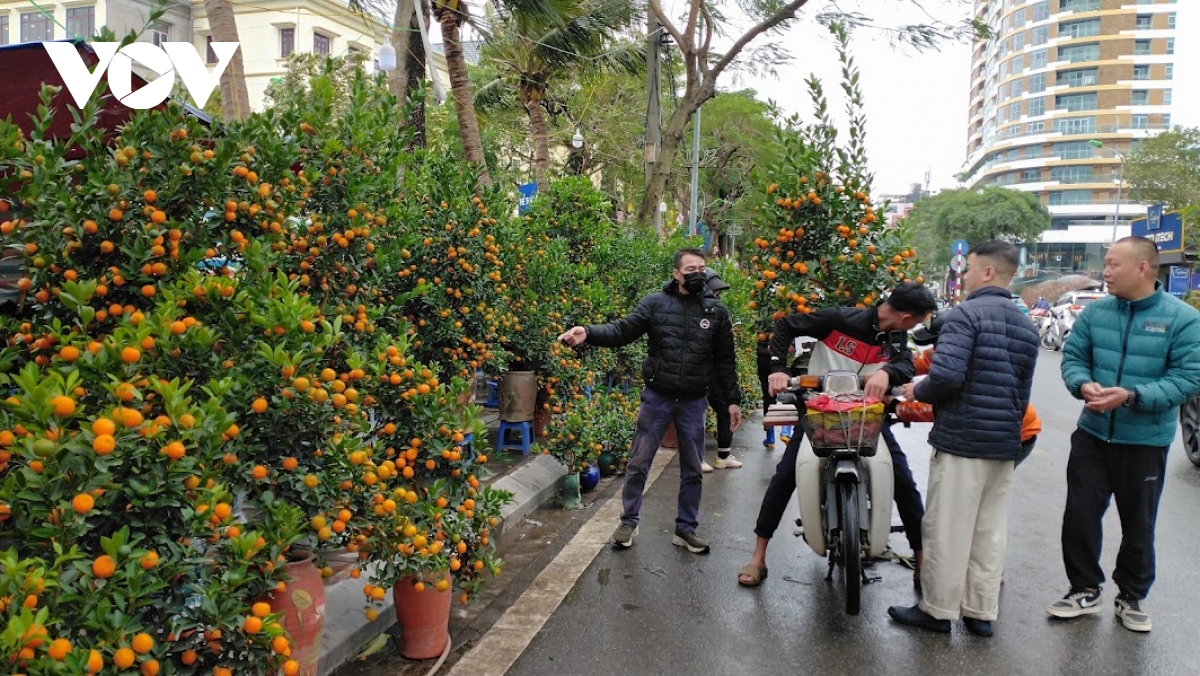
[1115,595,1151,632]
[887,605,951,633]
[612,523,638,548]
[672,529,710,554]
[1046,588,1103,618]
[963,617,994,637]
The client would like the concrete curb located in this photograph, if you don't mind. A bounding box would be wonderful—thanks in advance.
[316,454,568,676]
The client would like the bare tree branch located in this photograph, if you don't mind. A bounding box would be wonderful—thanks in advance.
[648,0,688,50]
[710,0,810,81]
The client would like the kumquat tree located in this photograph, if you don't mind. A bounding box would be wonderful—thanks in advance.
[749,25,923,340]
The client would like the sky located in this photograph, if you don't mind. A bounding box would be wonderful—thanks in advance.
[447,0,1199,197]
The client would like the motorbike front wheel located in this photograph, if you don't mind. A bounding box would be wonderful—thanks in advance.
[837,481,862,615]
[1181,393,1200,467]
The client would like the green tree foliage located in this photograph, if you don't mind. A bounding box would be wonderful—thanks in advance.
[1124,126,1200,212]
[901,187,1051,270]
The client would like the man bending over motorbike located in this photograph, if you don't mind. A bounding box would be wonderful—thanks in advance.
[737,282,936,587]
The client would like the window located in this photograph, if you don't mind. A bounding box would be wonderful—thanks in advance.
[1034,1,1050,21]
[1135,14,1152,30]
[20,12,53,42]
[65,7,94,39]
[1166,38,1174,54]
[1029,97,1045,116]
[1164,89,1172,105]
[1165,64,1173,79]
[0,16,8,45]
[1055,141,1095,159]
[1060,18,1100,38]
[206,36,216,64]
[1134,39,1151,55]
[1049,190,1094,205]
[1054,116,1096,134]
[1027,145,1044,158]
[1009,102,1022,119]
[151,23,170,47]
[1032,50,1047,68]
[280,28,294,58]
[1012,54,1024,72]
[1029,72,1047,92]
[1132,90,1148,105]
[1027,121,1045,133]
[313,33,331,55]
[1013,32,1025,49]
[1060,0,1100,10]
[1131,114,1149,129]
[1033,25,1049,44]
[1051,166,1094,184]
[1133,64,1150,80]
[1010,79,1022,97]
[1163,114,1171,127]
[1059,43,1099,62]
[1057,67,1098,87]
[1015,8,1027,26]
[1167,13,1176,29]
[1056,92,1097,111]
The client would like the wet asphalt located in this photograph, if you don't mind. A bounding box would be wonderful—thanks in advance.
[506,349,1200,676]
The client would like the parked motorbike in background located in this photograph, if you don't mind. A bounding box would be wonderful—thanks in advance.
[1040,307,1076,351]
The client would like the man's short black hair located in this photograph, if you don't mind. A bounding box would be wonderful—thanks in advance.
[886,281,938,316]
[674,247,706,269]
[972,240,1020,276]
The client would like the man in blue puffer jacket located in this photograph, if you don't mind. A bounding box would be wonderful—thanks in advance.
[888,240,1039,637]
[1047,236,1200,633]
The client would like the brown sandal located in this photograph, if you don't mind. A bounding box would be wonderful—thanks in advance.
[738,563,768,587]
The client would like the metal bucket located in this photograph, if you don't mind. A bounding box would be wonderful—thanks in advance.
[499,370,537,422]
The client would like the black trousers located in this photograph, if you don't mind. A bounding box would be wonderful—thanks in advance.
[1062,428,1168,600]
[881,421,925,552]
[707,393,733,448]
[756,353,776,413]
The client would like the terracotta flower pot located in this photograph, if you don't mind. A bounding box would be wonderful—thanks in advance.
[660,421,678,449]
[394,575,452,660]
[267,552,326,676]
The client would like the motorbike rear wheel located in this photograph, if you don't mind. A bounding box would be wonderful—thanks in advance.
[1181,393,1200,467]
[837,481,862,615]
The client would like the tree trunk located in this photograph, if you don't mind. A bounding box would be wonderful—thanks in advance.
[523,85,551,192]
[388,0,415,99]
[203,0,252,120]
[436,8,492,187]
[637,96,699,225]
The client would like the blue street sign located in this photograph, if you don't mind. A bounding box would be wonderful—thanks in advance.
[517,183,538,214]
[951,239,969,256]
[1132,208,1184,255]
[1168,266,1189,297]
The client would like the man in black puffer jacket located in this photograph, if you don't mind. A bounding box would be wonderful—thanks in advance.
[889,240,1039,638]
[558,248,742,554]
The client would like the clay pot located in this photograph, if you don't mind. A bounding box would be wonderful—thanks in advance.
[267,552,326,676]
[394,575,452,660]
[498,371,537,422]
[660,421,678,449]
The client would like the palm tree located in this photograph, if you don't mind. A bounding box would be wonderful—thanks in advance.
[203,0,252,120]
[433,0,492,186]
[478,0,639,191]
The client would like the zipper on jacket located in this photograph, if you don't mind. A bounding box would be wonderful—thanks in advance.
[1108,304,1137,442]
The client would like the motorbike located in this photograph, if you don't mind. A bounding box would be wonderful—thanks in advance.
[1040,308,1075,351]
[1180,393,1200,468]
[775,371,895,615]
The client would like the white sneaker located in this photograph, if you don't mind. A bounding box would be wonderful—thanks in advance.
[712,454,743,469]
[701,460,714,473]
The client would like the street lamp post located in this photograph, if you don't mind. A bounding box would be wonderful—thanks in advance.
[1089,139,1125,243]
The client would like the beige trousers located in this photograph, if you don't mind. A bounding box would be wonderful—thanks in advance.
[918,450,1015,621]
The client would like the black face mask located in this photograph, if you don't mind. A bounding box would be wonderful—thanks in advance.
[682,271,707,295]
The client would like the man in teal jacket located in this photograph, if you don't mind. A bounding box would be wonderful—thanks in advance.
[1048,236,1200,633]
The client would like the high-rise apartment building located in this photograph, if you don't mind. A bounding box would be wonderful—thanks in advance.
[961,0,1179,275]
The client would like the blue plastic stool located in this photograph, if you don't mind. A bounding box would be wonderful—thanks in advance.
[484,379,500,408]
[582,385,593,400]
[460,432,476,462]
[497,420,533,456]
